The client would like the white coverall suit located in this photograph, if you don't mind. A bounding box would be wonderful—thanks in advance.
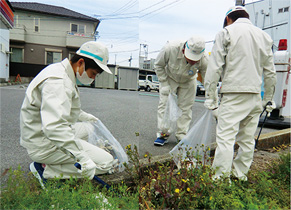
[155,40,208,140]
[20,58,114,179]
[204,18,277,180]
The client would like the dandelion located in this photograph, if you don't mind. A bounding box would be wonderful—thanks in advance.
[144,154,148,158]
[182,179,187,183]
[187,188,190,192]
[209,196,213,201]
[177,172,180,175]
[175,189,180,193]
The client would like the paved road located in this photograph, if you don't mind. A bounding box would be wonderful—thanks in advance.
[0,85,278,179]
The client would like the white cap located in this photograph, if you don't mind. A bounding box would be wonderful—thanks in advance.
[184,36,205,61]
[76,41,112,74]
[225,6,248,17]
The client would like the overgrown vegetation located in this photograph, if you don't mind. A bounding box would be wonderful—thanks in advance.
[1,146,290,209]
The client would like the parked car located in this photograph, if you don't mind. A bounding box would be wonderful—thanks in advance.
[196,80,205,96]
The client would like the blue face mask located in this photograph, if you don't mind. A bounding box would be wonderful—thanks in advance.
[76,63,94,85]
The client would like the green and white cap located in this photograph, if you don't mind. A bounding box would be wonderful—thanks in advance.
[225,6,248,17]
[184,35,205,61]
[76,41,112,74]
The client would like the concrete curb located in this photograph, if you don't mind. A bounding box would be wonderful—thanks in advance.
[102,128,291,185]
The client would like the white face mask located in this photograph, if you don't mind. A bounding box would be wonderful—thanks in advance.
[76,63,94,85]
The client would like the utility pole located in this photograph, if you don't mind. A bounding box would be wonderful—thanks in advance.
[128,54,132,67]
[139,44,148,69]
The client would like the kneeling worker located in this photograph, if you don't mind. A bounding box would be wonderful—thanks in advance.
[20,41,115,186]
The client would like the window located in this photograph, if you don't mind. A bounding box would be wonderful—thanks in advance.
[70,23,86,34]
[10,47,24,62]
[34,18,40,32]
[14,15,19,27]
[71,24,78,33]
[278,7,289,13]
[46,49,62,65]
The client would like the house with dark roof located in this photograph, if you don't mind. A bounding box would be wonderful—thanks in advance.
[0,0,14,82]
[9,2,100,65]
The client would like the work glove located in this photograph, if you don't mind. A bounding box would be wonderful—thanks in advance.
[262,100,276,113]
[77,158,97,179]
[86,113,99,122]
[204,98,218,110]
[212,108,218,120]
[107,159,119,174]
[160,85,171,95]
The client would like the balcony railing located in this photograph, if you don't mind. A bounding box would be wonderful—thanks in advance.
[66,31,95,48]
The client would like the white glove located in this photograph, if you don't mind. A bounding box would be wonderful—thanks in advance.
[86,113,99,122]
[262,100,276,113]
[204,99,218,110]
[160,85,171,95]
[212,108,218,120]
[77,158,97,179]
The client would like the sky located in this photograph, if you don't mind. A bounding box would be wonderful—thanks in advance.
[10,0,261,67]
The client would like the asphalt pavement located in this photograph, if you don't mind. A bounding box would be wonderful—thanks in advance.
[0,85,279,180]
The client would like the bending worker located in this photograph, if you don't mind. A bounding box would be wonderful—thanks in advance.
[154,36,209,146]
[20,41,115,185]
[204,6,277,181]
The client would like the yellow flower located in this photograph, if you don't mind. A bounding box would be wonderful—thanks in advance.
[209,196,213,201]
[187,188,190,192]
[175,189,180,193]
[144,154,148,158]
[177,172,180,175]
[182,179,187,183]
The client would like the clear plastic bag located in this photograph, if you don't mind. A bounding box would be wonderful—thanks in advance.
[83,120,128,173]
[160,93,182,134]
[169,109,215,169]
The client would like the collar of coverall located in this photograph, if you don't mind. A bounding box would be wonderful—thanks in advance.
[61,58,76,85]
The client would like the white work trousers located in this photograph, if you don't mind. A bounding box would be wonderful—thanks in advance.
[29,122,114,179]
[212,93,262,180]
[157,78,196,141]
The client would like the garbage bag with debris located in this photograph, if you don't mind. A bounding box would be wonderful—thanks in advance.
[169,109,215,169]
[160,92,182,135]
[75,120,128,173]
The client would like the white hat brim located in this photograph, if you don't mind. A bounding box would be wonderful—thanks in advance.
[184,47,203,61]
[95,60,112,74]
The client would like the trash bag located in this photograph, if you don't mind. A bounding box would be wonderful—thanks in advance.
[160,93,182,135]
[81,120,128,173]
[169,109,215,169]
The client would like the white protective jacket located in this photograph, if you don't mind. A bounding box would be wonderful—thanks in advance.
[155,40,208,86]
[205,18,276,101]
[20,58,95,163]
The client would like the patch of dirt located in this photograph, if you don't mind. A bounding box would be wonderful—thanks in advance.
[251,148,290,172]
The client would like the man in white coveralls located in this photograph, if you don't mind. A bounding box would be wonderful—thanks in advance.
[20,41,116,185]
[204,6,277,181]
[154,36,209,146]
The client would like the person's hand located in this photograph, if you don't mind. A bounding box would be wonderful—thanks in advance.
[77,158,96,179]
[204,98,218,110]
[212,108,218,120]
[262,100,276,113]
[160,85,170,95]
[86,113,99,122]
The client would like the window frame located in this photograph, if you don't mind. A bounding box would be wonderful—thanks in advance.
[45,48,62,65]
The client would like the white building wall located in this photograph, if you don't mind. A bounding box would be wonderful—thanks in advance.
[246,0,290,50]
[0,21,10,82]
